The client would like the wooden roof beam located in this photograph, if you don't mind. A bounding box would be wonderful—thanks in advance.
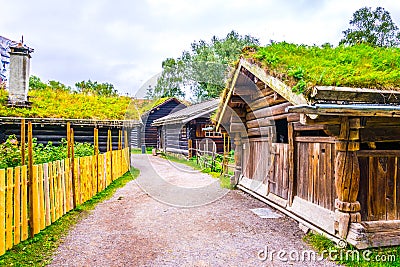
[288,104,400,117]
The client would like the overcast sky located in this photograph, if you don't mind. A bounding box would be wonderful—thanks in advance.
[2,0,400,97]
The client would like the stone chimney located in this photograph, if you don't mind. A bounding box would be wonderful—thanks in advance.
[8,40,34,107]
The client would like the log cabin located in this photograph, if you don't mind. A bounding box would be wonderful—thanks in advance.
[152,99,224,157]
[131,98,186,149]
[214,47,400,249]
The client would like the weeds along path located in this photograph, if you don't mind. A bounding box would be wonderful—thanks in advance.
[49,154,339,267]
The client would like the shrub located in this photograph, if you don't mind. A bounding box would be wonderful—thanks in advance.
[0,135,96,169]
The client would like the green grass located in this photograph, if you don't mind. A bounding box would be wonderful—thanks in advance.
[247,43,400,94]
[0,88,152,119]
[161,153,234,189]
[0,169,139,266]
[304,232,400,266]
[131,147,154,154]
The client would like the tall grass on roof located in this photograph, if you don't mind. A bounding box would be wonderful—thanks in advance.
[0,87,149,120]
[246,43,400,94]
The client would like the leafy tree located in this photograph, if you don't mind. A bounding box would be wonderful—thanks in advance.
[153,58,186,98]
[155,31,259,101]
[29,75,47,90]
[75,80,118,96]
[48,80,72,91]
[340,7,400,47]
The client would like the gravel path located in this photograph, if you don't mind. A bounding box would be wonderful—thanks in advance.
[49,154,339,267]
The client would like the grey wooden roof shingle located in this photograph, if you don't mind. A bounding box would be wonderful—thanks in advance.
[152,99,219,126]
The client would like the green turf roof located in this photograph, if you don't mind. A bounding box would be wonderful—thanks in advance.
[244,43,400,94]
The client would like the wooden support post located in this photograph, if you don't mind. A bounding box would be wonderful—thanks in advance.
[124,130,128,149]
[21,119,26,166]
[334,117,362,239]
[67,122,71,158]
[94,128,99,193]
[188,139,193,159]
[107,129,113,181]
[118,130,122,150]
[107,129,112,152]
[232,133,242,186]
[287,122,296,206]
[70,128,77,208]
[27,122,34,237]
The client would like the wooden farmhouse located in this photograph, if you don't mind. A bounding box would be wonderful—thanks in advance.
[215,55,400,248]
[131,98,186,149]
[152,99,224,157]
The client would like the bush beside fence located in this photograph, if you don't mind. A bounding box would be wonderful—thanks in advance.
[0,147,130,255]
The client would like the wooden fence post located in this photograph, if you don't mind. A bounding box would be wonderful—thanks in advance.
[188,139,192,159]
[107,129,113,181]
[21,119,26,166]
[118,130,122,150]
[27,122,34,238]
[67,122,71,158]
[70,128,77,208]
[94,128,99,193]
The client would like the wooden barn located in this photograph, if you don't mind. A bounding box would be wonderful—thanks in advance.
[0,117,139,152]
[152,99,224,157]
[131,98,186,149]
[215,56,400,248]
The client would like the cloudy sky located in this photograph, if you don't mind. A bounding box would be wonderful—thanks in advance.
[2,0,400,97]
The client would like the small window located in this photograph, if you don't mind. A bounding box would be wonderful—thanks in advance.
[203,124,222,137]
[180,127,187,139]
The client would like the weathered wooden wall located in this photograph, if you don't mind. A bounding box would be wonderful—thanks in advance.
[296,138,336,211]
[358,150,400,221]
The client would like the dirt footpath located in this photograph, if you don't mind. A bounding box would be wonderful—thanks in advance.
[49,154,339,267]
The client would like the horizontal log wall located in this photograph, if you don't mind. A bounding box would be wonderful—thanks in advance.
[0,124,128,153]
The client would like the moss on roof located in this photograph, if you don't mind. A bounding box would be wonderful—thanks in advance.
[244,43,400,93]
[0,88,150,120]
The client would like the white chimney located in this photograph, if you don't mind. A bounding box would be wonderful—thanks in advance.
[8,41,33,107]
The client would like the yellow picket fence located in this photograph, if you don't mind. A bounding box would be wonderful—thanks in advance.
[0,147,130,255]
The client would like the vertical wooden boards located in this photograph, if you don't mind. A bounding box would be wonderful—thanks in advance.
[32,165,40,235]
[48,162,55,223]
[43,163,51,227]
[295,140,336,211]
[27,122,34,237]
[21,119,25,166]
[37,164,45,230]
[60,160,67,216]
[0,147,128,256]
[357,151,400,221]
[21,165,28,241]
[0,169,5,255]
[13,166,21,245]
[6,168,13,250]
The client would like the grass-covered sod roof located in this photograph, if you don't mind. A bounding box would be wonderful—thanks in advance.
[0,88,150,120]
[244,43,400,93]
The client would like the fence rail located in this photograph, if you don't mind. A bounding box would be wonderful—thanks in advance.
[190,148,235,179]
[0,147,130,255]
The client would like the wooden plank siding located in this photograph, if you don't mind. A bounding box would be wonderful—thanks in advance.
[295,140,336,211]
[241,140,289,200]
[358,151,400,221]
